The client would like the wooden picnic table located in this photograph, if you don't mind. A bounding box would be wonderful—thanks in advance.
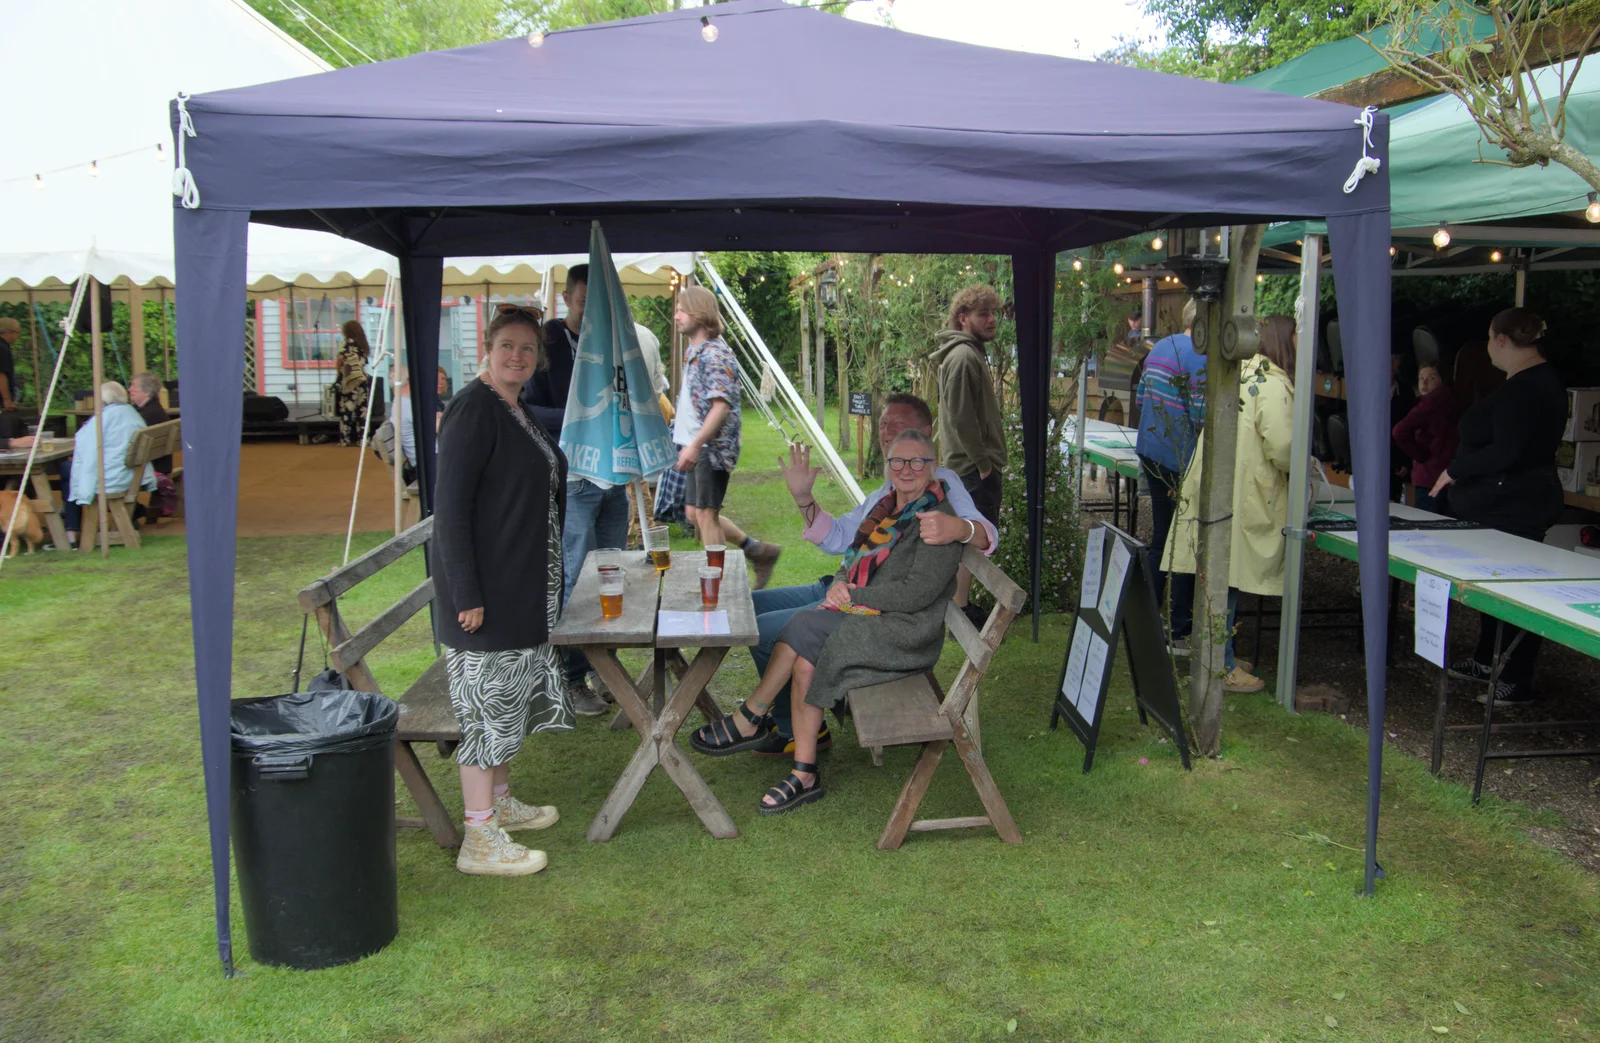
[0,445,74,550]
[551,548,757,842]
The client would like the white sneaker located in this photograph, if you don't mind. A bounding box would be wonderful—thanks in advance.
[492,793,559,831]
[456,815,548,876]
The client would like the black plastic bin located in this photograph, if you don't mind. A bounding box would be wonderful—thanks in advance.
[230,689,399,970]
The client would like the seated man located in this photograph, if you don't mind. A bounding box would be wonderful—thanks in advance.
[128,373,173,474]
[695,429,966,813]
[694,393,997,758]
[66,381,156,541]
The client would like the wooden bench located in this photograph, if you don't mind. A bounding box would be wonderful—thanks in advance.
[295,518,463,849]
[848,546,1025,850]
[79,418,182,554]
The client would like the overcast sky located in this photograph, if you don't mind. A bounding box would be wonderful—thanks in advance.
[844,0,1165,61]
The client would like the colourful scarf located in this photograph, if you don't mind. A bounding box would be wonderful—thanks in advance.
[840,479,947,590]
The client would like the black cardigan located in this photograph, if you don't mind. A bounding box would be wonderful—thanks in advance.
[1448,360,1565,538]
[431,380,567,651]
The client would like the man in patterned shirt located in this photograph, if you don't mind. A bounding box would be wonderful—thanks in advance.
[670,286,782,585]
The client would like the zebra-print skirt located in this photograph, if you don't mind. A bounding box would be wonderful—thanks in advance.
[444,644,572,769]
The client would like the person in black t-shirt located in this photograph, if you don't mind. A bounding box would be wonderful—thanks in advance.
[0,317,20,439]
[1430,308,1564,706]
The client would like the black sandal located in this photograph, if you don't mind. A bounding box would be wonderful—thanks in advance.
[690,704,771,756]
[758,761,824,816]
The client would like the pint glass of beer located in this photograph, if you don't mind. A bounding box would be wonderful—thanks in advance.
[644,526,671,571]
[698,566,722,608]
[599,568,625,619]
[705,544,725,570]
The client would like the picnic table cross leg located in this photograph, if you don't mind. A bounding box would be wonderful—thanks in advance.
[646,646,740,839]
[27,470,70,551]
[587,728,662,842]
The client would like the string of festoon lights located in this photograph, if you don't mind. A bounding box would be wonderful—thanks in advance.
[8,142,171,190]
[527,0,894,49]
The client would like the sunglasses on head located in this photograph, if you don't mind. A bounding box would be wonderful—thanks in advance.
[496,303,542,319]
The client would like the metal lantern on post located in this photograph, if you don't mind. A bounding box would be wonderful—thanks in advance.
[819,267,840,311]
[1164,226,1257,359]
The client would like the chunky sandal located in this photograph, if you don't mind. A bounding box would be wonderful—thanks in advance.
[690,703,771,756]
[751,724,832,759]
[758,761,824,816]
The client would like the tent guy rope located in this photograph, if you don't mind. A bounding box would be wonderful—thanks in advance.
[172,94,200,210]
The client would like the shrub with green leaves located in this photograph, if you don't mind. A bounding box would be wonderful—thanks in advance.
[977,419,1084,615]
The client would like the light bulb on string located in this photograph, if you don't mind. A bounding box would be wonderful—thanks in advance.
[1256,274,1264,283]
[1389,245,1397,257]
[1150,236,1163,251]
[1432,224,1451,249]
[700,16,718,42]
[1490,249,1503,263]
[1071,258,1083,271]
[33,173,44,191]
[88,161,100,177]
[527,30,544,47]
[1112,262,1124,275]
[156,142,166,164]
[1587,193,1600,223]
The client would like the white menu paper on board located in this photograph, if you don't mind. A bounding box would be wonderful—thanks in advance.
[1061,617,1092,707]
[657,610,731,638]
[1097,539,1133,625]
[1412,572,1451,667]
[1080,527,1106,609]
[1077,633,1112,717]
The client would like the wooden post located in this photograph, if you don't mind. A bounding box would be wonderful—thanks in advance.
[670,283,684,399]
[91,280,109,558]
[26,289,41,411]
[857,415,865,474]
[813,281,825,429]
[159,288,171,384]
[798,289,812,404]
[1189,225,1265,756]
[128,282,146,376]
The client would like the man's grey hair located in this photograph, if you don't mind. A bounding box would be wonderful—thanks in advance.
[131,372,162,398]
[889,428,936,457]
[100,381,129,406]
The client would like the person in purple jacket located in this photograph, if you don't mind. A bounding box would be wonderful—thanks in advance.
[1391,363,1463,513]
[1133,298,1204,651]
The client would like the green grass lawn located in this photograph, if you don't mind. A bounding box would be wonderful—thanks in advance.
[3,414,1599,1042]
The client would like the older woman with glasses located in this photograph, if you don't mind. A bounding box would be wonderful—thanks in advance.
[692,429,965,814]
[432,303,571,877]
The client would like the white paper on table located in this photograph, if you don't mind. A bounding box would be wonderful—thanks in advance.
[1530,584,1600,603]
[1388,531,1434,544]
[1061,617,1092,707]
[1403,540,1489,562]
[1077,633,1112,717]
[1412,571,1451,667]
[1097,539,1133,625]
[656,610,731,637]
[1080,527,1106,609]
[1457,562,1560,579]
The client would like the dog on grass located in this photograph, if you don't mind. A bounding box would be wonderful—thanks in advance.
[0,490,43,557]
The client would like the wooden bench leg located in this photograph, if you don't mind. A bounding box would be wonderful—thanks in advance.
[26,471,70,551]
[879,740,946,851]
[110,498,140,550]
[394,738,461,849]
[950,720,1021,845]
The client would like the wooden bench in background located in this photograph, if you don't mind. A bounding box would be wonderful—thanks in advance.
[849,545,1025,850]
[296,518,462,849]
[79,418,182,554]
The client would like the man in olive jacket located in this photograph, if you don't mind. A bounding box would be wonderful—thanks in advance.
[931,284,1007,625]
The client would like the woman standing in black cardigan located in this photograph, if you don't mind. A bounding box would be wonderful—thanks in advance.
[432,305,572,876]
[1430,307,1564,706]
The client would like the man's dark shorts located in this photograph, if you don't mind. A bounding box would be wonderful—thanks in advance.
[683,455,731,510]
[960,468,1003,528]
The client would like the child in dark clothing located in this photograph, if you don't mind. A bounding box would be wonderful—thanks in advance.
[1391,364,1463,513]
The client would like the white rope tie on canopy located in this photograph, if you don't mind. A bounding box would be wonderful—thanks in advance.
[1343,106,1381,195]
[172,93,201,210]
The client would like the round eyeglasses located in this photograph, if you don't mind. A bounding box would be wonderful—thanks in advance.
[887,456,933,473]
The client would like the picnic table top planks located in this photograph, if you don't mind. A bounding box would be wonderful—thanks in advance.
[550,552,661,648]
[656,549,758,649]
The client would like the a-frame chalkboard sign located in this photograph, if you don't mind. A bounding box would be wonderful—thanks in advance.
[1050,522,1192,773]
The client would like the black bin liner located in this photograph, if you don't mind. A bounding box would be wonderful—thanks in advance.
[230,690,399,970]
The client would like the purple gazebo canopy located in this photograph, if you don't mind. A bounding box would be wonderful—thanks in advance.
[173,0,1393,973]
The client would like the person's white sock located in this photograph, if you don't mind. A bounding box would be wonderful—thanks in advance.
[492,783,510,798]
[465,807,493,827]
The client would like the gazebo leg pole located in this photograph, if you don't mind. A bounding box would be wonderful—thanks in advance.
[1275,234,1322,711]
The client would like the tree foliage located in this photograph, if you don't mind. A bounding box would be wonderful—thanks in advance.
[1104,0,1381,79]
